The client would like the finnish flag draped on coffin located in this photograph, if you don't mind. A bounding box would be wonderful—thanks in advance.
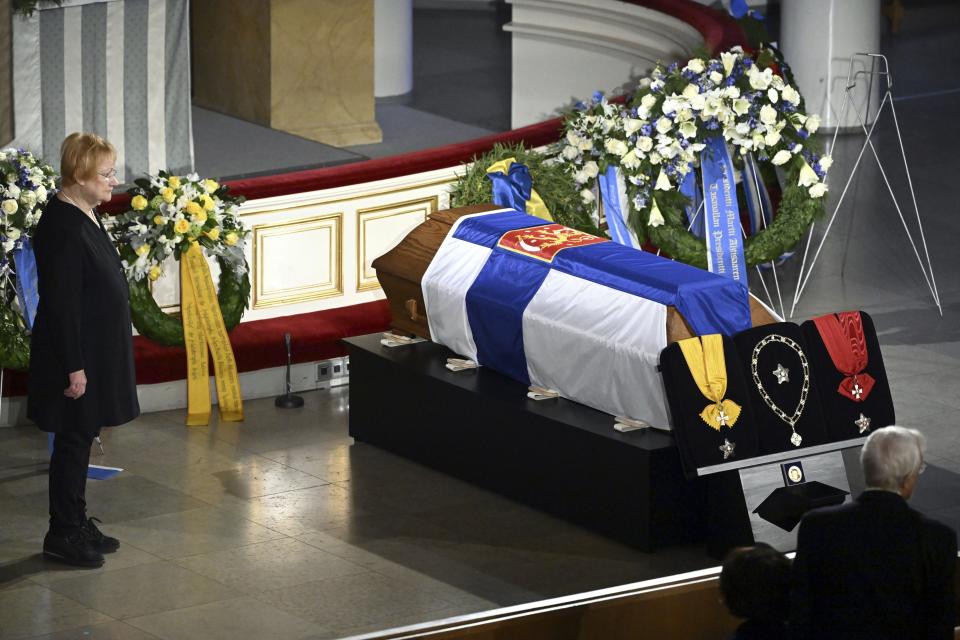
[421,209,751,429]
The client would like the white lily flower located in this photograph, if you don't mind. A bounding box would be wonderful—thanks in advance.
[764,130,782,146]
[772,150,792,165]
[655,170,672,191]
[748,66,773,90]
[809,183,828,198]
[649,151,662,165]
[648,198,665,227]
[679,121,698,139]
[798,161,820,187]
[6,184,20,199]
[768,88,779,104]
[721,51,737,76]
[732,98,750,116]
[656,117,673,134]
[735,122,751,135]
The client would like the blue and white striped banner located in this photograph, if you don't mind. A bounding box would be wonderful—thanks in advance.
[10,0,193,182]
[422,209,752,427]
[598,166,640,249]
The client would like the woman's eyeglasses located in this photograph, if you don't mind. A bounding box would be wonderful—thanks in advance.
[98,169,118,180]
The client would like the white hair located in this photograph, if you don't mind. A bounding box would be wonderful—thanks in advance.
[860,426,926,492]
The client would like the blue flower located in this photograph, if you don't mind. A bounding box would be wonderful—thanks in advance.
[641,124,653,136]
[706,120,720,130]
[668,62,679,74]
[725,76,737,87]
[743,58,754,68]
[592,91,604,104]
[574,101,586,110]
[798,129,810,139]
[634,196,648,209]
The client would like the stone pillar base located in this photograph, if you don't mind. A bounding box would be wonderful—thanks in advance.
[192,0,381,148]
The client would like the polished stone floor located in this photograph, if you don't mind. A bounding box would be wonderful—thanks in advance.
[3,2,960,640]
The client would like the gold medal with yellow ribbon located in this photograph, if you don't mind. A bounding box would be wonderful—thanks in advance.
[678,334,741,431]
[181,242,244,425]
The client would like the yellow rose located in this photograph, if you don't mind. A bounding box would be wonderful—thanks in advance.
[205,227,220,241]
[224,231,238,246]
[161,188,175,203]
[135,244,150,257]
[148,265,162,281]
[200,194,215,211]
[153,214,165,225]
[185,201,203,216]
[174,218,190,234]
[192,209,207,224]
[131,195,148,211]
[168,176,181,189]
[202,179,219,193]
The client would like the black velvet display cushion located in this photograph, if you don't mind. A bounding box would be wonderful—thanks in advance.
[733,322,829,454]
[660,336,759,476]
[801,311,896,441]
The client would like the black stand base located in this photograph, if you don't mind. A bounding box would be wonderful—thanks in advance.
[345,334,706,552]
[274,394,304,408]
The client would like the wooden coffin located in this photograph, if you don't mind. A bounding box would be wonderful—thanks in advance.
[372,205,775,344]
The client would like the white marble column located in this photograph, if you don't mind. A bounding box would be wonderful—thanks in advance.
[781,0,882,131]
[374,0,413,98]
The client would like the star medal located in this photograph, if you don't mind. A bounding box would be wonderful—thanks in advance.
[773,364,790,384]
[855,413,871,433]
[718,438,737,460]
[719,439,736,460]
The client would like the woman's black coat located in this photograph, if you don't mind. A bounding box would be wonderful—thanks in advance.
[27,197,139,436]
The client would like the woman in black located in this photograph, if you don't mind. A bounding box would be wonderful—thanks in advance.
[28,132,139,568]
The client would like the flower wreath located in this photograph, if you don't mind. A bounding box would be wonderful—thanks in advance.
[557,47,831,269]
[0,148,58,370]
[111,172,250,346]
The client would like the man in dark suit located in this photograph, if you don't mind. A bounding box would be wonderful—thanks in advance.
[791,426,957,639]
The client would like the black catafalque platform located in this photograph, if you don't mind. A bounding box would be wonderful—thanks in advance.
[345,334,707,552]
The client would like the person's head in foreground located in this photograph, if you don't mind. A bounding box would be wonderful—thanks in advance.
[720,542,791,624]
[860,425,926,499]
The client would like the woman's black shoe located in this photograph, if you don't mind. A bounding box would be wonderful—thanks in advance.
[83,517,120,553]
[43,530,105,568]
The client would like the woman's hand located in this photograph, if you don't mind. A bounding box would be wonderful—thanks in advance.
[64,369,87,399]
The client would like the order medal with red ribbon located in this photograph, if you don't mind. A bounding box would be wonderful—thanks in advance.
[497,224,607,263]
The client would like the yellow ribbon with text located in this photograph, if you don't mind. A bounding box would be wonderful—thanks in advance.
[181,242,244,425]
[678,334,741,431]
